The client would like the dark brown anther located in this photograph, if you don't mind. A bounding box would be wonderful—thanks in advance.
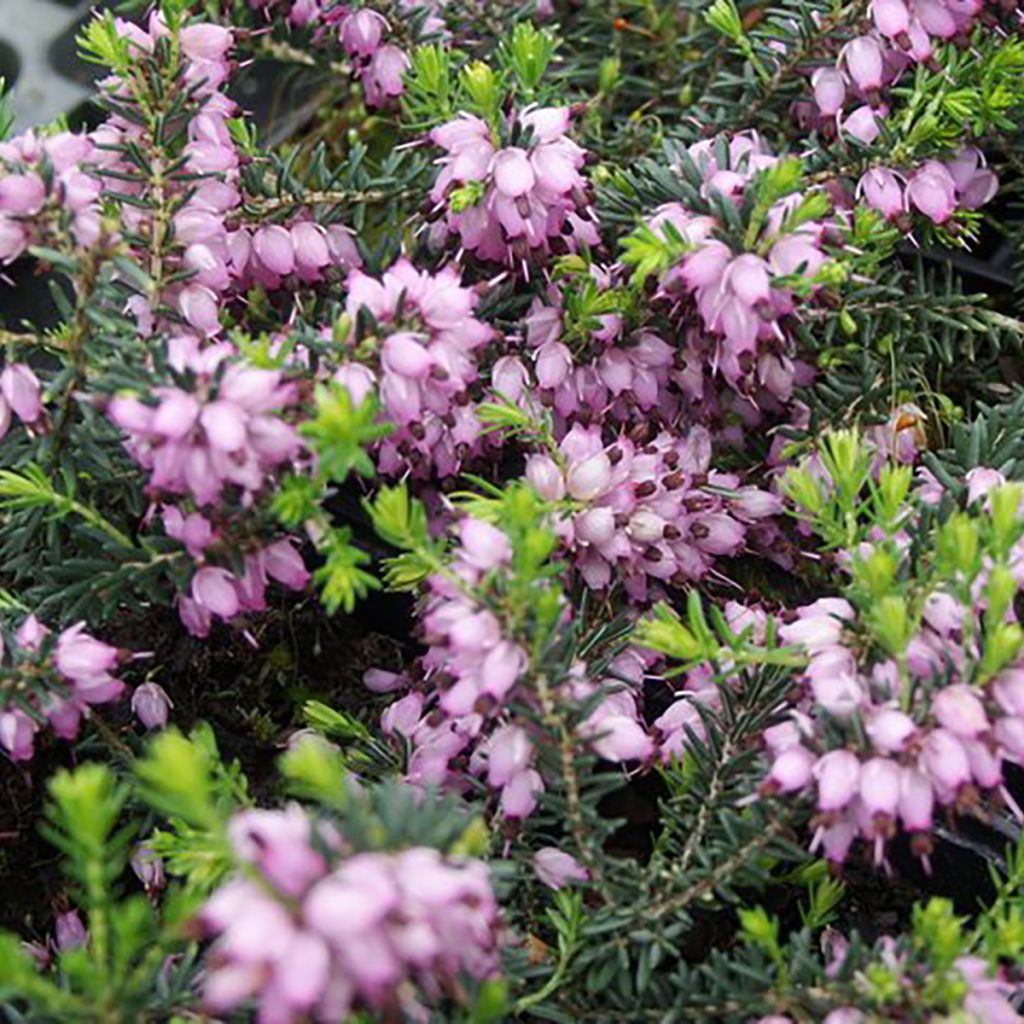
[607,445,624,465]
[663,524,682,540]
[474,694,497,715]
[643,545,663,562]
[910,833,934,859]
[408,421,427,441]
[663,471,684,490]
[635,480,657,498]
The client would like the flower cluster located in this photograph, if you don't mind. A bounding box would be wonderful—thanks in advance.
[758,948,1021,1024]
[758,479,1024,867]
[646,133,833,399]
[858,147,998,226]
[0,13,362,340]
[374,516,656,817]
[429,106,598,272]
[804,0,1006,143]
[107,347,310,635]
[248,1,443,105]
[334,258,496,478]
[526,423,779,600]
[100,16,359,334]
[0,131,102,265]
[0,616,131,762]
[107,353,302,509]
[199,806,500,1023]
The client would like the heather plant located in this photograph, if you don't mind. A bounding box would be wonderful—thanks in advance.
[0,0,1022,1020]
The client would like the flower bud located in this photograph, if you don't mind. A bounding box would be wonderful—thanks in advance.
[131,846,167,891]
[533,847,589,889]
[131,682,172,730]
[811,67,846,117]
[525,454,566,501]
[54,911,87,951]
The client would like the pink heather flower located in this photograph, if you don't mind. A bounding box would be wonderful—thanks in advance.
[253,225,295,277]
[585,713,654,763]
[841,105,882,145]
[859,757,901,819]
[811,67,846,116]
[54,623,120,682]
[178,284,221,334]
[500,768,544,818]
[44,697,81,741]
[191,567,240,620]
[362,45,410,106]
[872,0,911,36]
[841,37,885,91]
[15,614,48,652]
[921,729,971,797]
[131,682,172,730]
[932,684,988,738]
[765,745,816,793]
[263,540,310,591]
[859,168,905,220]
[54,911,87,952]
[0,364,42,424]
[179,24,233,62]
[866,707,917,753]
[566,451,612,501]
[966,467,1006,505]
[380,692,423,738]
[338,259,495,480]
[533,847,589,889]
[339,9,386,56]
[0,173,46,215]
[364,668,406,694]
[898,767,935,832]
[526,454,567,501]
[130,846,166,891]
[0,710,37,761]
[993,670,1024,716]
[779,599,853,652]
[945,148,998,210]
[163,507,215,559]
[921,591,963,636]
[487,725,533,787]
[958,956,1021,1022]
[814,750,861,811]
[906,162,957,224]
[230,807,327,899]
[458,519,513,571]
